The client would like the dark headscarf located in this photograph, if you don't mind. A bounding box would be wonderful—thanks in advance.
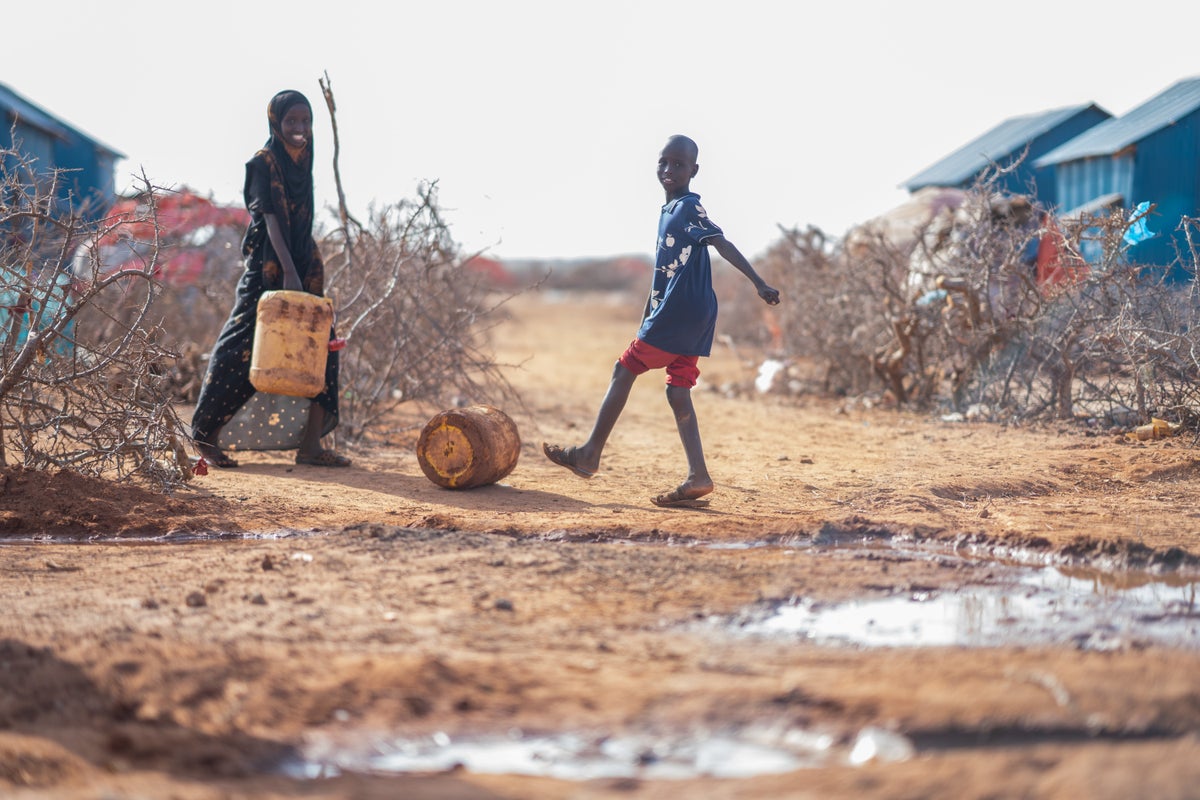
[243,90,321,289]
[265,90,313,203]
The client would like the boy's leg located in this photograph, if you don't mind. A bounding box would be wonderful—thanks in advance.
[659,384,714,503]
[583,360,638,457]
[544,362,638,479]
[545,361,636,477]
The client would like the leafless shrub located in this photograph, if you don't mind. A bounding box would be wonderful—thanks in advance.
[1,149,192,487]
[738,164,1200,432]
[753,223,905,396]
[315,75,520,443]
[906,187,1044,413]
[316,185,520,442]
[1044,213,1200,427]
[71,191,246,405]
[940,202,1200,426]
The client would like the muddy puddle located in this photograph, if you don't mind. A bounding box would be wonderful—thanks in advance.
[280,537,1200,782]
[284,723,914,781]
[0,528,317,545]
[664,533,1200,651]
[723,561,1200,651]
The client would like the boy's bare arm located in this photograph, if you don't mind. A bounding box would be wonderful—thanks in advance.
[709,235,781,305]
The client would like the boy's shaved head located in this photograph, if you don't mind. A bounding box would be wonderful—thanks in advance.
[658,135,700,199]
[664,134,699,161]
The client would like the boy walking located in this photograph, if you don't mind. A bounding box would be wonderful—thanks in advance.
[543,134,781,507]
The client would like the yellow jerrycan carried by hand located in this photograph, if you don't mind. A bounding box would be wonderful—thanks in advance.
[249,290,335,398]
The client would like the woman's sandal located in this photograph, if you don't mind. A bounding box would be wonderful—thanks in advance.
[195,442,239,469]
[295,449,352,467]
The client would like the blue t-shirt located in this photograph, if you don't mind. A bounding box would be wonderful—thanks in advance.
[636,193,723,356]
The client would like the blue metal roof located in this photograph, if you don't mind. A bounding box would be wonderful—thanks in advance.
[0,82,70,139]
[903,104,1104,190]
[1035,76,1200,167]
[0,82,122,157]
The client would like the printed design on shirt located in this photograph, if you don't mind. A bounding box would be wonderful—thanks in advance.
[684,204,713,238]
[651,242,693,310]
[651,200,712,311]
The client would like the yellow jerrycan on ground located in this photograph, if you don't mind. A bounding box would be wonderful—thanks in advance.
[249,290,335,398]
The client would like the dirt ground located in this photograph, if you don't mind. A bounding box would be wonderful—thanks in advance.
[4,291,1200,799]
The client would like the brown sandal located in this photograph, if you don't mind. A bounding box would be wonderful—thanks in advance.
[651,486,713,508]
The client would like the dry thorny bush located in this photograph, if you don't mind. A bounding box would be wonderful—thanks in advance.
[303,75,521,445]
[742,168,1200,431]
[0,150,190,488]
[318,182,520,444]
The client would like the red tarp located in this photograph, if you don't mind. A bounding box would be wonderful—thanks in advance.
[1035,213,1089,291]
[85,189,250,286]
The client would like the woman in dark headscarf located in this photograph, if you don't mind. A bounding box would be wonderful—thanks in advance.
[191,89,350,468]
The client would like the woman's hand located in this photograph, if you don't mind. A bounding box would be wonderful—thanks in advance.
[265,213,303,292]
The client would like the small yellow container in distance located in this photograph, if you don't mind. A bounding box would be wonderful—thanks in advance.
[249,290,334,398]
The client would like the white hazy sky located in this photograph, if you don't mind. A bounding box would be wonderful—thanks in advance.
[6,1,1199,260]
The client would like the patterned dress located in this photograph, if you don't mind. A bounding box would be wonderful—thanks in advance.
[190,91,339,449]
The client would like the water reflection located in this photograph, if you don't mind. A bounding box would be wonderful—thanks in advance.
[285,725,858,781]
[741,567,1200,649]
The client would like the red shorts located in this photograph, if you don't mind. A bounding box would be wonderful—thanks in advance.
[618,338,700,388]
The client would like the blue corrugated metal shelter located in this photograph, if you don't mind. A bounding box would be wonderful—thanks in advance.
[903,103,1111,207]
[0,82,123,222]
[1035,76,1200,273]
